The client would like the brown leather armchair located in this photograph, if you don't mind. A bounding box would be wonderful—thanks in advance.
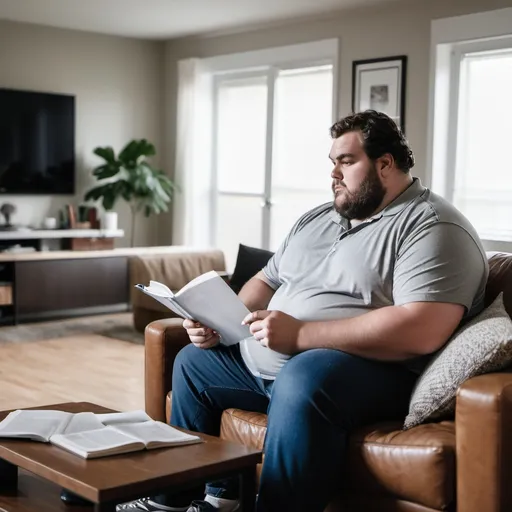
[144,252,512,512]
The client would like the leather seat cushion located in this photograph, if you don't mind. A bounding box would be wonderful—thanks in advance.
[220,409,455,510]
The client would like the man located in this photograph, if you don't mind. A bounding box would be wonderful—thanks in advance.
[119,110,488,512]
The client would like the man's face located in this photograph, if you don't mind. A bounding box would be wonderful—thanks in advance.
[329,131,386,220]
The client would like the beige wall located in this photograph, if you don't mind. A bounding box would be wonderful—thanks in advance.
[162,0,512,247]
[0,21,165,247]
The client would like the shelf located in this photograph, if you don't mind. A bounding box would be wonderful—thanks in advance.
[0,229,124,240]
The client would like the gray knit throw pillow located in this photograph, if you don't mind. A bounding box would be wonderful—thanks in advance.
[404,293,512,430]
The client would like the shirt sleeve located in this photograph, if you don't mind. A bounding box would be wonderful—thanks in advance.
[261,233,292,290]
[261,210,311,289]
[393,222,487,312]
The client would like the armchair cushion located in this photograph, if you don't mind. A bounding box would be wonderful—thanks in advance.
[405,293,512,429]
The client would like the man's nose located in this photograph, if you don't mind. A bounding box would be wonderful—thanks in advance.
[331,165,343,180]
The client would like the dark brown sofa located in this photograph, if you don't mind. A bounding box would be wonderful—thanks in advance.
[144,252,512,512]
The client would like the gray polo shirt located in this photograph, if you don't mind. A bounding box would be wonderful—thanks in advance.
[239,178,489,379]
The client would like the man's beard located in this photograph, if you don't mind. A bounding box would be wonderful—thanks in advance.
[332,163,386,220]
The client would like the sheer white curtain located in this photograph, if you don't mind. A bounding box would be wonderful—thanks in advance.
[172,58,213,246]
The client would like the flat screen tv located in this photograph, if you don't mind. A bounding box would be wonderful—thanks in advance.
[0,88,75,195]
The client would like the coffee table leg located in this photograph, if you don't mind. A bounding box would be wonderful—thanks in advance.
[239,465,257,512]
[0,458,17,490]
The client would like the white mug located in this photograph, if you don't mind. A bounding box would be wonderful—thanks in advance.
[43,217,57,230]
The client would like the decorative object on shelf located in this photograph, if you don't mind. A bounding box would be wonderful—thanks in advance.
[87,206,100,229]
[84,139,177,247]
[78,205,89,224]
[43,217,57,230]
[65,204,76,229]
[352,55,407,132]
[58,209,67,229]
[103,211,118,231]
[75,222,91,230]
[0,203,17,230]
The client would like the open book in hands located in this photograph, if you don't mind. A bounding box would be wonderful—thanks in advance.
[135,270,252,346]
[0,409,201,459]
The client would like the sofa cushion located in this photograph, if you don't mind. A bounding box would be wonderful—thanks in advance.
[130,249,226,313]
[347,421,455,510]
[404,292,512,429]
[485,252,512,317]
[219,410,455,510]
[220,409,268,450]
[229,244,274,294]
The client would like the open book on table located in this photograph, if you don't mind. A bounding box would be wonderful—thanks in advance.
[135,270,252,347]
[0,409,201,459]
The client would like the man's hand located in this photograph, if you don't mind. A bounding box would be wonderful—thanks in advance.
[183,319,220,349]
[242,310,304,355]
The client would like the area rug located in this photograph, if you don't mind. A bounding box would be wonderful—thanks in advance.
[0,313,144,344]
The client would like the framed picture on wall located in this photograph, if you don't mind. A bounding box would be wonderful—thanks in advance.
[352,55,407,133]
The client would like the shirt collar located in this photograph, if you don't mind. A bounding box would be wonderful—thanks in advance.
[378,177,425,217]
[328,177,425,226]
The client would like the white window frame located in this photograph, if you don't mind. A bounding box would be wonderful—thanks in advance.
[171,40,338,248]
[427,7,512,242]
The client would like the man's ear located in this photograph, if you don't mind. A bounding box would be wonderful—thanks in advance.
[376,153,394,178]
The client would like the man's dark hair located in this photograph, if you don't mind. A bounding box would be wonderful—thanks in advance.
[330,110,415,173]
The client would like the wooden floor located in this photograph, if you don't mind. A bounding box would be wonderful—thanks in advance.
[0,335,145,412]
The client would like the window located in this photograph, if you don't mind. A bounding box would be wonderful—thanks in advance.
[213,65,334,269]
[173,40,338,268]
[452,47,512,240]
[429,8,512,243]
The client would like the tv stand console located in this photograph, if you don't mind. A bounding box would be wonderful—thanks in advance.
[0,228,125,252]
[0,246,206,327]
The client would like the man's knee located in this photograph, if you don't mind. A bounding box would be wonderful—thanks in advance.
[270,351,329,411]
[173,343,196,372]
[269,349,359,422]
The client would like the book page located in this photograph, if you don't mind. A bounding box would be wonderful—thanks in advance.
[176,270,218,295]
[148,280,175,297]
[0,410,71,442]
[51,427,145,459]
[134,284,193,319]
[63,412,105,435]
[174,273,251,346]
[112,421,201,449]
[96,410,152,426]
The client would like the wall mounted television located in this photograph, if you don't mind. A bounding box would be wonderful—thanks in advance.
[0,88,75,195]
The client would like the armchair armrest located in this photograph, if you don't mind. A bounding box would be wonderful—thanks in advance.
[144,318,190,421]
[456,371,512,512]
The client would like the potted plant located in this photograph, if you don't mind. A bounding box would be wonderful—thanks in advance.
[84,139,177,247]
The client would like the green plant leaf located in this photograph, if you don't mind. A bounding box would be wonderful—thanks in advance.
[84,183,117,206]
[93,146,116,164]
[92,163,120,179]
[118,139,156,166]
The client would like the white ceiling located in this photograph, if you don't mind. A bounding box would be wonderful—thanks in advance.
[0,0,394,40]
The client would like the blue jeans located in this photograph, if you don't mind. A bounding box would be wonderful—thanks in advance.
[166,343,417,512]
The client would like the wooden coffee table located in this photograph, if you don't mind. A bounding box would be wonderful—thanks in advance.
[0,402,262,512]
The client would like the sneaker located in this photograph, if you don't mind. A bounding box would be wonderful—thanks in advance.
[187,499,240,512]
[116,497,188,511]
[186,502,218,512]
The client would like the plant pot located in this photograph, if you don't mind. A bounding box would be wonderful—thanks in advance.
[103,211,118,231]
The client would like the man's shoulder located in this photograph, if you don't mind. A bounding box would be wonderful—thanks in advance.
[292,202,334,233]
[408,188,480,238]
